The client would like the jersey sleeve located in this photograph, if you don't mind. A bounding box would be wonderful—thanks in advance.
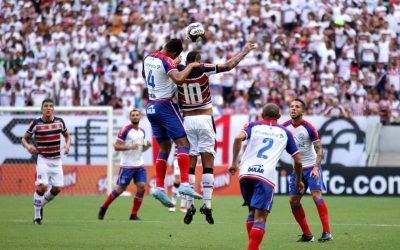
[285,129,299,156]
[241,122,252,140]
[203,63,217,76]
[140,128,146,139]
[59,118,68,133]
[165,57,177,73]
[26,119,37,134]
[303,122,320,142]
[117,126,129,142]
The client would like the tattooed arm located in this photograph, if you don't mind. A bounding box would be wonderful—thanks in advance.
[310,141,324,179]
[217,43,256,72]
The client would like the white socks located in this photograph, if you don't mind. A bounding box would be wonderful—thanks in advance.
[202,173,214,209]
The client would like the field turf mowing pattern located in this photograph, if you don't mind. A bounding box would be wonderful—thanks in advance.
[0,195,399,249]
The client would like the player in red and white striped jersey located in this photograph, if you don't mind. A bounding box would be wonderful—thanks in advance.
[22,98,71,225]
[179,43,256,225]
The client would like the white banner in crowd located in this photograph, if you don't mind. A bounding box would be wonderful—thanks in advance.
[0,113,378,167]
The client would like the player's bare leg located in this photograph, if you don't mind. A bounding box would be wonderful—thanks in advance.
[247,208,268,250]
[199,152,214,224]
[153,140,174,207]
[290,194,314,242]
[311,190,332,242]
[174,137,202,199]
[130,182,146,220]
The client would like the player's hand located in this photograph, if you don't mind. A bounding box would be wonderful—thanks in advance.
[295,180,305,194]
[174,55,182,64]
[228,165,237,175]
[310,167,320,180]
[26,144,38,154]
[243,43,256,53]
[64,145,70,155]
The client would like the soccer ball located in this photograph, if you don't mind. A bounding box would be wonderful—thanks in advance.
[185,23,205,43]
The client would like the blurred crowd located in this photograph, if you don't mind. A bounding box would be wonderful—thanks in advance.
[1,0,400,124]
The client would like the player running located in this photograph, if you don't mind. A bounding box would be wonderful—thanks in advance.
[142,38,202,208]
[179,43,256,225]
[21,98,71,225]
[282,99,333,242]
[229,103,304,250]
[98,109,151,221]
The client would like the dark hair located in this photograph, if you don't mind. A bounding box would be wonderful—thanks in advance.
[186,50,201,64]
[164,39,183,55]
[41,98,53,107]
[262,103,280,119]
[292,98,306,109]
[130,109,141,116]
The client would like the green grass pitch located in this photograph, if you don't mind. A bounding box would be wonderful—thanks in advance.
[0,195,399,249]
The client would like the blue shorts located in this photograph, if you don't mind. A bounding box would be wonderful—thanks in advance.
[289,167,326,195]
[240,178,275,211]
[146,101,186,143]
[116,167,147,186]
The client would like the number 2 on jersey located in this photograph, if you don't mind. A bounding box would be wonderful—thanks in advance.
[256,138,274,159]
[147,70,155,88]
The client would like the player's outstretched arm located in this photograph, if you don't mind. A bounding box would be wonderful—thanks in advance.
[168,62,201,85]
[229,131,247,175]
[21,132,37,154]
[217,43,256,72]
[292,153,305,194]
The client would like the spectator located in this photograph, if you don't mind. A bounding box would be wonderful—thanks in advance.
[324,98,350,118]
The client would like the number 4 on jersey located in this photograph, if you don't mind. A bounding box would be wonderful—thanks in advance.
[147,70,155,88]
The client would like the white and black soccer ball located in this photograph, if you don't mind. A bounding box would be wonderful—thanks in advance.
[185,23,205,43]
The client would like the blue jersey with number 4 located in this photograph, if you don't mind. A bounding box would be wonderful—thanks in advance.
[238,119,299,188]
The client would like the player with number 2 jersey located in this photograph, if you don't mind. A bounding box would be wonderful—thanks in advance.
[229,103,304,250]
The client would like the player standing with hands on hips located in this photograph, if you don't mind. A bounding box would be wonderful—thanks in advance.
[21,98,71,225]
[282,99,332,242]
[229,103,304,250]
[98,109,151,221]
[143,38,202,208]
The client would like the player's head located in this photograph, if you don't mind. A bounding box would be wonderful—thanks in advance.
[129,109,142,125]
[41,98,54,118]
[289,98,306,120]
[163,39,183,59]
[186,51,201,64]
[261,103,281,120]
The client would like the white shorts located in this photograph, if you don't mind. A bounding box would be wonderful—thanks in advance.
[184,115,216,157]
[35,155,64,187]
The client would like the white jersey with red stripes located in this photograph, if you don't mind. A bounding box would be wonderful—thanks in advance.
[238,119,299,187]
[177,63,218,111]
[282,119,319,168]
[143,51,178,101]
